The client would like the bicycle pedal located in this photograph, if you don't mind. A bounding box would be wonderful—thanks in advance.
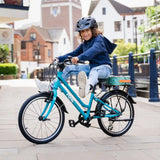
[69,120,76,127]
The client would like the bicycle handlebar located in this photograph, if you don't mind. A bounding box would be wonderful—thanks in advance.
[49,56,85,68]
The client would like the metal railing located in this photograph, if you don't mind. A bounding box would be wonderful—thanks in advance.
[39,48,160,102]
[112,49,160,102]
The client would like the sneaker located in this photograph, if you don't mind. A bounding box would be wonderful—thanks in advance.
[35,78,50,92]
[78,71,90,98]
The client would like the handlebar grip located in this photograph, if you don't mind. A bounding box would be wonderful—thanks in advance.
[78,60,85,64]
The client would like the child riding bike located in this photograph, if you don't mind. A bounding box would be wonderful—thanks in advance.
[36,16,116,98]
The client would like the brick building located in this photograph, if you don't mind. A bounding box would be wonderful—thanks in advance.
[41,0,82,50]
[17,26,71,75]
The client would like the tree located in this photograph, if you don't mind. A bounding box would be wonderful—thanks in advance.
[112,39,136,57]
[0,44,9,63]
[139,5,160,52]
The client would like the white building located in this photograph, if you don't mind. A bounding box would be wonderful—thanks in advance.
[88,0,148,47]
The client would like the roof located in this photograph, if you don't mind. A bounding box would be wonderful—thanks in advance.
[131,7,146,14]
[16,26,65,42]
[88,0,100,15]
[88,0,146,16]
[48,28,64,42]
[15,29,27,37]
[109,0,133,15]
[34,26,52,42]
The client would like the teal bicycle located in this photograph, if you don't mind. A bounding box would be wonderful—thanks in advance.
[18,58,135,144]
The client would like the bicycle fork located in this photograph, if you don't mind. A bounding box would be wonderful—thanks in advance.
[40,89,57,121]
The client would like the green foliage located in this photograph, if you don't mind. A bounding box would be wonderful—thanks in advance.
[140,33,158,52]
[0,44,9,63]
[139,5,160,52]
[112,40,136,56]
[146,5,160,26]
[0,63,18,75]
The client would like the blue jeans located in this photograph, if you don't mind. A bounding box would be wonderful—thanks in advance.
[62,64,112,86]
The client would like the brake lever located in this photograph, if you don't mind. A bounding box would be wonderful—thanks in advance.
[67,56,72,60]
[49,59,58,67]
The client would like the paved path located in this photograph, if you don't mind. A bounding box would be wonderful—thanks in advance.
[0,79,160,160]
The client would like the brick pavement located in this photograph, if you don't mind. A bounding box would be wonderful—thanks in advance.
[0,79,160,160]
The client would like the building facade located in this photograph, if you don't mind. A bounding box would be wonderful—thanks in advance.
[17,26,71,75]
[41,0,82,50]
[89,0,147,47]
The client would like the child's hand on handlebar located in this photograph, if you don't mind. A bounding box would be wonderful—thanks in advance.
[71,57,79,64]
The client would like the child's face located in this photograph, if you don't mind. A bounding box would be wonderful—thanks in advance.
[80,28,92,41]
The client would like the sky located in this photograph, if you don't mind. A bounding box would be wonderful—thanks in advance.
[15,0,157,29]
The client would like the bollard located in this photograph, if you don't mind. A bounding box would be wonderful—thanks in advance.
[149,48,160,102]
[112,55,118,76]
[128,52,137,97]
[70,74,74,85]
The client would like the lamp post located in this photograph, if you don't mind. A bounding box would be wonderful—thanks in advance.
[123,16,126,41]
[37,41,40,67]
[133,17,138,54]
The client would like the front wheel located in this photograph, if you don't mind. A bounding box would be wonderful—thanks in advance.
[18,92,65,144]
[97,91,134,137]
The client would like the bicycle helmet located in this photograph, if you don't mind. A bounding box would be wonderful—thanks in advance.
[76,17,98,31]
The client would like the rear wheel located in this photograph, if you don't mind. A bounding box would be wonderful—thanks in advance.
[18,93,65,144]
[97,91,134,137]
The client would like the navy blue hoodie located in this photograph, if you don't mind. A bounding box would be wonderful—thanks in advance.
[58,35,116,69]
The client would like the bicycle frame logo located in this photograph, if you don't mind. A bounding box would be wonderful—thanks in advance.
[66,93,74,103]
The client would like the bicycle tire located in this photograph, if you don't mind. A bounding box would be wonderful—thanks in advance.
[97,90,134,137]
[18,92,65,144]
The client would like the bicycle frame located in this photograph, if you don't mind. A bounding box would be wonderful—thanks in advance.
[41,70,121,120]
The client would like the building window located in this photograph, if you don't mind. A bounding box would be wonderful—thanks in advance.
[127,20,130,28]
[114,21,122,31]
[97,22,104,32]
[128,39,131,43]
[21,41,26,49]
[30,33,36,41]
[134,38,137,43]
[140,19,144,25]
[50,7,60,17]
[53,8,58,16]
[102,8,106,15]
[48,49,51,57]
[64,38,66,44]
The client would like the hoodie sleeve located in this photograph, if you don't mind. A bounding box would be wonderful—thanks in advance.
[58,44,83,62]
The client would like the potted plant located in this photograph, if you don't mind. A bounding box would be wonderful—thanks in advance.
[4,0,22,6]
